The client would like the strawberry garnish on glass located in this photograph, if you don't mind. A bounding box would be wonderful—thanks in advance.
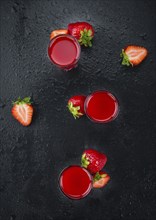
[68,22,94,47]
[11,97,34,126]
[50,29,68,40]
[120,45,148,66]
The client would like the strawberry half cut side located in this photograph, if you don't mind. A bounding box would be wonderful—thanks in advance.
[11,97,33,126]
[93,172,110,188]
[120,46,148,66]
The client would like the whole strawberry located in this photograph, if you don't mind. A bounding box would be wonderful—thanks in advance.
[81,149,107,174]
[67,95,86,119]
[68,22,94,47]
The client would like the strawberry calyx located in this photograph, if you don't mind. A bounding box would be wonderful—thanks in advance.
[12,97,32,105]
[93,172,107,182]
[81,154,90,168]
[67,102,83,119]
[78,29,93,47]
[120,49,132,66]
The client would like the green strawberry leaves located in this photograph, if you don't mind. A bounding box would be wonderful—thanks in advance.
[12,97,32,105]
[67,102,83,119]
[81,154,90,168]
[120,49,131,66]
[78,29,93,47]
[93,172,107,182]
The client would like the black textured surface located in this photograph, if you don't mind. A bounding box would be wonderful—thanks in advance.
[0,0,156,219]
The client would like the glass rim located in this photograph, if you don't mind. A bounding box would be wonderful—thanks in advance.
[48,34,81,68]
[84,90,119,123]
[58,165,93,200]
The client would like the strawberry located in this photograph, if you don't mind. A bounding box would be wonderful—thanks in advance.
[68,22,94,47]
[67,95,86,119]
[11,97,33,126]
[120,45,148,66]
[81,149,107,174]
[93,171,110,188]
[50,29,68,40]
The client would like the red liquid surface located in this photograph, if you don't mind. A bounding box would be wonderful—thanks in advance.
[59,165,92,200]
[85,91,119,123]
[48,35,80,69]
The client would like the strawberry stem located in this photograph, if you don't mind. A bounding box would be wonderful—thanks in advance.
[120,49,131,66]
[12,96,32,105]
[81,154,90,168]
[78,29,93,47]
[93,172,102,182]
[67,102,83,119]
[93,172,107,182]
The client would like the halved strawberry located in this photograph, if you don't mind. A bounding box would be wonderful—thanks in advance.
[93,172,110,188]
[120,45,148,66]
[68,22,94,47]
[50,29,68,40]
[11,97,33,126]
[67,95,86,119]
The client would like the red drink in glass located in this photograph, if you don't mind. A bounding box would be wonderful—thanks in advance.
[59,165,92,200]
[85,90,119,123]
[48,35,81,70]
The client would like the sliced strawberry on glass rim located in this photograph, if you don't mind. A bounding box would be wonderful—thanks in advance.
[50,29,68,40]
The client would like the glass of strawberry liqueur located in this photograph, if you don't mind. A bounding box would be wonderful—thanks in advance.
[48,34,81,70]
[85,90,119,123]
[59,165,92,200]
